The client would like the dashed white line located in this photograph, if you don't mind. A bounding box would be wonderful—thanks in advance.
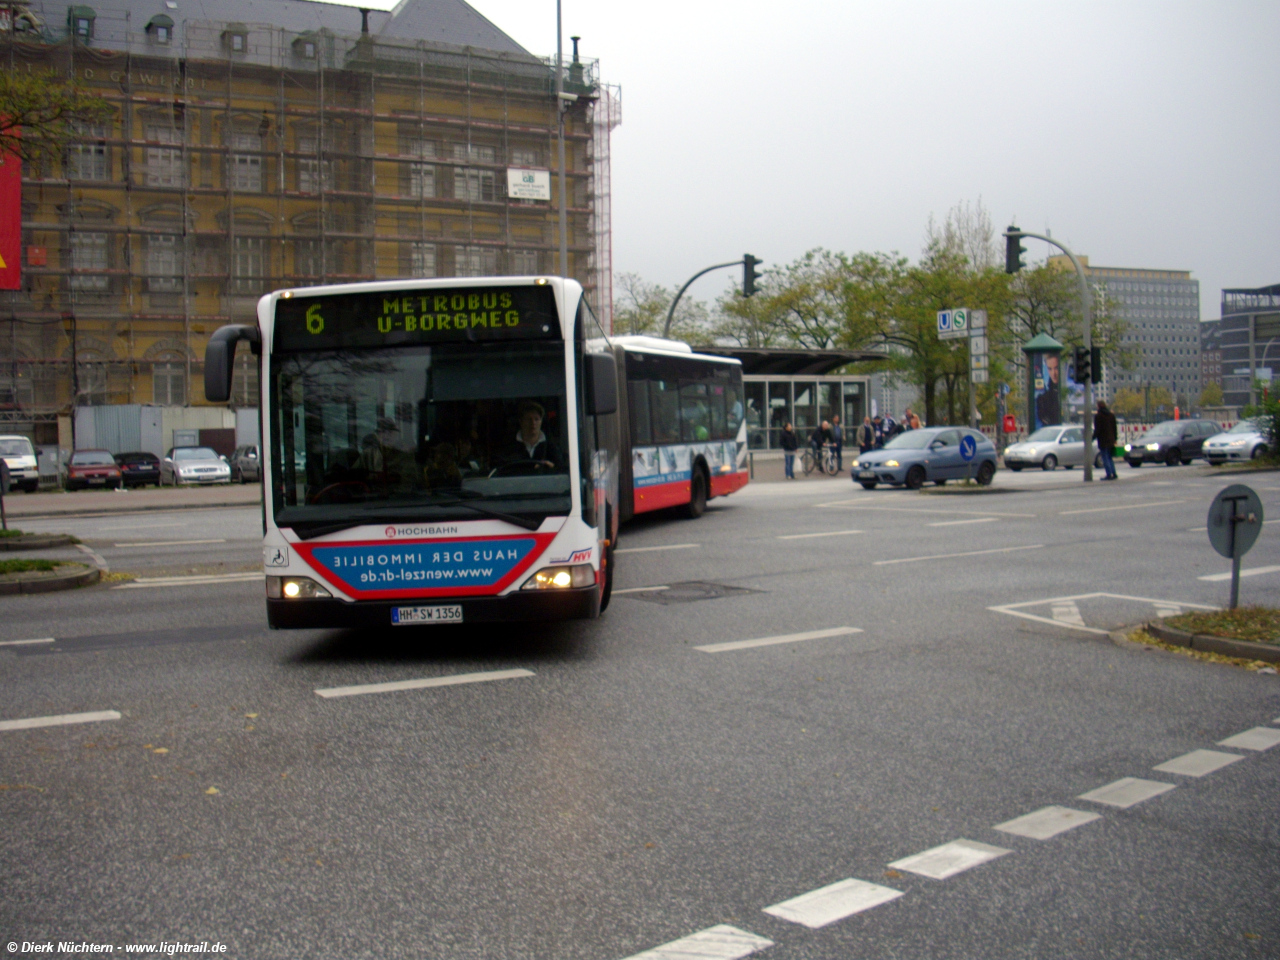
[1216,727,1280,751]
[98,522,187,531]
[1153,749,1244,777]
[0,710,122,732]
[926,517,1000,527]
[763,877,903,929]
[1059,499,1186,516]
[0,638,55,647]
[776,529,864,540]
[613,585,669,595]
[993,806,1100,840]
[695,627,862,654]
[616,543,699,555]
[619,925,773,960]
[315,668,534,699]
[1198,565,1280,582]
[888,839,1010,880]
[1077,777,1176,809]
[874,544,1043,566]
[113,539,228,548]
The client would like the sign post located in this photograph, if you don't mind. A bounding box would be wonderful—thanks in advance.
[1207,484,1264,609]
[969,309,988,429]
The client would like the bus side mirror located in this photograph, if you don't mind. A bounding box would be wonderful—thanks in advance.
[204,325,261,403]
[585,352,617,416]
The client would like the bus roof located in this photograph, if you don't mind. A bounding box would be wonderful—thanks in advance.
[595,335,742,368]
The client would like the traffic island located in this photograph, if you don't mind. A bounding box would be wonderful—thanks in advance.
[1143,610,1280,666]
[0,531,78,552]
[0,560,100,596]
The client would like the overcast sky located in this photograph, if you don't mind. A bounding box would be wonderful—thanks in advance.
[364,0,1278,319]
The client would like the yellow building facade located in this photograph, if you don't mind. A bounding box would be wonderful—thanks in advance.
[1,0,619,442]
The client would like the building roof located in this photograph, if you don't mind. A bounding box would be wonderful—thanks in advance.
[24,0,532,57]
[691,346,885,376]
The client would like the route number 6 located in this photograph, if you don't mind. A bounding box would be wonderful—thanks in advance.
[305,304,324,334]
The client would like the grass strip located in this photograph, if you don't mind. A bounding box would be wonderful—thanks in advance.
[1127,628,1276,673]
[0,558,61,574]
[1164,607,1280,646]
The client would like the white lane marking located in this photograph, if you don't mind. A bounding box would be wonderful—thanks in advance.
[1050,601,1086,628]
[1059,499,1186,516]
[1078,777,1176,809]
[989,592,1217,636]
[1187,519,1280,532]
[888,839,1010,880]
[616,543,699,555]
[776,529,864,540]
[816,501,1035,517]
[114,572,265,589]
[1216,727,1280,751]
[993,806,1100,840]
[695,627,862,654]
[0,638,55,647]
[874,544,1043,566]
[315,668,534,699]
[98,522,187,531]
[619,924,773,960]
[1153,603,1182,618]
[1153,749,1245,777]
[113,539,227,548]
[613,585,670,595]
[1199,565,1280,582]
[762,877,903,929]
[0,710,122,732]
[926,517,1000,527]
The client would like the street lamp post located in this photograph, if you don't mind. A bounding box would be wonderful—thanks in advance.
[1004,229,1094,482]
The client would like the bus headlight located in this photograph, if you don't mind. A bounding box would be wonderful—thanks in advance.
[267,575,332,599]
[521,564,595,589]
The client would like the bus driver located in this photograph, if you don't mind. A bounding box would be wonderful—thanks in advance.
[505,401,562,469]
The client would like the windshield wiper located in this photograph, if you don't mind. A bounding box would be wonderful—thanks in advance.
[289,520,366,541]
[408,496,544,531]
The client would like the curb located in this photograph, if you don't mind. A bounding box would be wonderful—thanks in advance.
[1145,621,1280,665]
[0,564,100,596]
[0,534,77,552]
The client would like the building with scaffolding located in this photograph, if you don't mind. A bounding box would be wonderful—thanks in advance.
[0,0,620,444]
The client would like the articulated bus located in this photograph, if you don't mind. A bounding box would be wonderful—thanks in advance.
[205,277,748,629]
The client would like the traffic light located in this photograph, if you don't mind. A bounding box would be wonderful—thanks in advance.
[1004,228,1026,274]
[743,254,762,297]
[1074,345,1091,383]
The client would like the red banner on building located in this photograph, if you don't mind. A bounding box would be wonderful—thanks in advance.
[0,147,20,290]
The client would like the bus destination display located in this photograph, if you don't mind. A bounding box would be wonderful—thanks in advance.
[274,284,560,351]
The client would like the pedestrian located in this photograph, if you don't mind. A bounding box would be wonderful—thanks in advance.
[779,422,798,479]
[904,407,921,431]
[857,416,876,454]
[877,414,897,446]
[1094,400,1118,480]
[830,415,844,472]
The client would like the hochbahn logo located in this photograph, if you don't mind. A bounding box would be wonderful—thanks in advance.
[384,524,460,538]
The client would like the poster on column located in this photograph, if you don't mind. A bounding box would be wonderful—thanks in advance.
[1032,353,1062,430]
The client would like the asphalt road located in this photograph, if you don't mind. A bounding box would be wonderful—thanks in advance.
[2,466,1279,959]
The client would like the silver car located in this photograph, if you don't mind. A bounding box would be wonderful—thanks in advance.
[1204,418,1271,465]
[161,446,232,486]
[1002,425,1101,471]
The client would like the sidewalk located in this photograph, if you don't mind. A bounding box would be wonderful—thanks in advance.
[2,483,261,520]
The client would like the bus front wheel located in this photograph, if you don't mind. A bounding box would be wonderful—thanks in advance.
[683,469,707,519]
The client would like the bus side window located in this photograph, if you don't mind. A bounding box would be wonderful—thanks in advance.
[680,382,710,442]
[629,380,652,445]
[651,379,679,444]
[709,385,728,440]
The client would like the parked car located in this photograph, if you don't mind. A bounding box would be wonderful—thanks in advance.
[161,446,232,486]
[114,451,161,487]
[0,434,41,492]
[1002,424,1102,471]
[66,449,123,490]
[1123,419,1218,467]
[853,427,998,490]
[229,444,262,483]
[1204,418,1272,465]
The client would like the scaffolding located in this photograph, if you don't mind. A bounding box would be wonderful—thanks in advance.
[0,2,618,434]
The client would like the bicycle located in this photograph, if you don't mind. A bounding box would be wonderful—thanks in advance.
[801,443,841,477]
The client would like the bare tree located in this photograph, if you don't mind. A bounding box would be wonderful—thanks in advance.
[925,198,998,273]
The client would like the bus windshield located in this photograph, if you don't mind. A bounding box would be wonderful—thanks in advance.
[271,341,571,534]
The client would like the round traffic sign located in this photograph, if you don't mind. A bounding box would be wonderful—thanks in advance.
[959,435,977,462]
[1207,484,1264,560]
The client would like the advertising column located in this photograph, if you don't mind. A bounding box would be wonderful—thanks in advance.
[1023,333,1065,432]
